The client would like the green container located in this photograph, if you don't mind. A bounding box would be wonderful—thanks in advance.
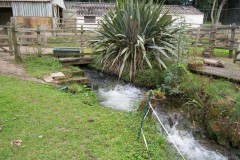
[53,48,81,57]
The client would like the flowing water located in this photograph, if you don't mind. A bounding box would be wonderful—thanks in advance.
[84,68,238,160]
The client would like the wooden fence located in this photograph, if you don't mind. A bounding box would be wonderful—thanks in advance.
[0,17,99,62]
[0,23,13,56]
[188,24,240,58]
[1,17,240,62]
[56,17,101,30]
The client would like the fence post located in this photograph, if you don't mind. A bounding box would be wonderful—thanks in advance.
[229,24,236,58]
[7,22,13,56]
[36,25,42,57]
[194,26,201,60]
[137,90,152,141]
[75,18,77,44]
[80,25,84,54]
[11,18,21,62]
[210,25,216,46]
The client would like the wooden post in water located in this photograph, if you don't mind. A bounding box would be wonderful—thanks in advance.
[7,22,13,56]
[229,24,236,58]
[11,18,21,62]
[36,25,42,57]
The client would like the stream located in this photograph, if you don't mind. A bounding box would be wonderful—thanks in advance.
[84,68,239,160]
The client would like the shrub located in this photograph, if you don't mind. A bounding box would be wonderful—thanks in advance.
[93,0,179,81]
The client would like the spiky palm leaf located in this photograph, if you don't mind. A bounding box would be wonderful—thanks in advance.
[93,0,179,81]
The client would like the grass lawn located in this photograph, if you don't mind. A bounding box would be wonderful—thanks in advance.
[0,75,176,159]
[189,47,232,58]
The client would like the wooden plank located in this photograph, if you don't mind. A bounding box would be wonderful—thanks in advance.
[59,56,92,66]
[59,57,92,62]
[189,66,240,83]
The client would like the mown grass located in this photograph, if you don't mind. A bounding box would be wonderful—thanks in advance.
[0,75,177,159]
[22,56,63,78]
[189,47,232,58]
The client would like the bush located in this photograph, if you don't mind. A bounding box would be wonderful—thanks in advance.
[134,69,162,88]
[93,0,179,81]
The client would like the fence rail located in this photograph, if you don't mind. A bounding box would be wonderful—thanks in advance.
[0,17,99,61]
[187,24,240,58]
[1,18,240,62]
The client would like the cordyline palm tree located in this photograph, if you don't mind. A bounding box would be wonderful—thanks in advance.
[93,0,179,81]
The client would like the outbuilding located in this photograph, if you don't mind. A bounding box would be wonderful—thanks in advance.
[162,5,204,28]
[64,2,204,29]
[0,0,66,29]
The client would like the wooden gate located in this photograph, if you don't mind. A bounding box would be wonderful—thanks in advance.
[0,23,13,55]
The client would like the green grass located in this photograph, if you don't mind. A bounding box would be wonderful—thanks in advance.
[0,75,177,159]
[189,47,232,58]
[22,56,63,78]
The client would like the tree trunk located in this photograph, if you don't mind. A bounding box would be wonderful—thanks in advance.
[194,0,198,7]
[211,0,217,25]
[215,0,228,25]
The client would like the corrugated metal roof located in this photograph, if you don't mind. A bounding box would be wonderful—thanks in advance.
[0,0,50,2]
[0,1,11,7]
[65,2,203,16]
[12,2,52,17]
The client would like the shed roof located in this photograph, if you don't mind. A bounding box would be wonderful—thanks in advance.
[65,2,114,16]
[162,5,203,15]
[65,2,203,16]
[0,0,50,2]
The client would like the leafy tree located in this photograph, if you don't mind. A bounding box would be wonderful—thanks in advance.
[93,0,179,81]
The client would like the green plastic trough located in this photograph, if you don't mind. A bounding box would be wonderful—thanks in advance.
[53,48,81,57]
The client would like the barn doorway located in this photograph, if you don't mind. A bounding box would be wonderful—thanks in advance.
[0,8,13,25]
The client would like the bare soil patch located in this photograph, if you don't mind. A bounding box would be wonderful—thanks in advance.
[0,51,43,83]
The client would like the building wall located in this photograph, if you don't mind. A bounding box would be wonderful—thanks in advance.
[12,2,53,17]
[76,16,101,30]
[15,17,53,29]
[171,14,204,28]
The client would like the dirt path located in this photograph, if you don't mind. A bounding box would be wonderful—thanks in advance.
[0,51,43,83]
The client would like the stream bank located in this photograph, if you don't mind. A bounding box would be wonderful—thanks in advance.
[83,68,238,160]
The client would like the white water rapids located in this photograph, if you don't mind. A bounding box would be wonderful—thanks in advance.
[97,83,228,160]
[84,69,231,160]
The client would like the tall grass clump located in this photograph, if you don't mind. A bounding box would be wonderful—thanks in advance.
[93,0,179,81]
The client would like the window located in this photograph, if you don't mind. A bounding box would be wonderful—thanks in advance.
[84,16,96,23]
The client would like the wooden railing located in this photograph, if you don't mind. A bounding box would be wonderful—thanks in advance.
[188,24,240,58]
[0,18,99,62]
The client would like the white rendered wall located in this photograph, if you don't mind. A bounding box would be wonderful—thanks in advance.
[77,16,102,30]
[170,14,204,28]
